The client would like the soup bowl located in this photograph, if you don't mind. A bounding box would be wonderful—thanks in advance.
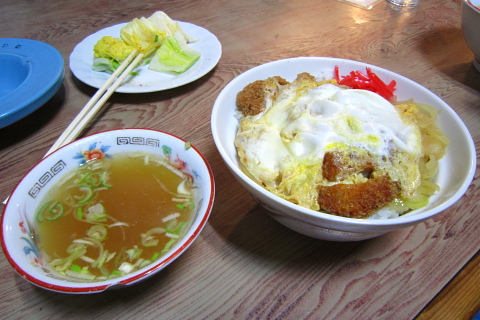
[1,128,215,293]
[211,57,476,242]
[462,0,480,71]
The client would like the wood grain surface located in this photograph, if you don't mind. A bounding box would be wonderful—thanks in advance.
[1,0,479,319]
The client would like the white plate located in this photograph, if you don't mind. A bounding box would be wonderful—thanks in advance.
[69,22,222,93]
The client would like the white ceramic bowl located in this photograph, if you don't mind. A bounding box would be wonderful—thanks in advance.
[462,0,480,71]
[211,57,476,241]
[1,128,215,293]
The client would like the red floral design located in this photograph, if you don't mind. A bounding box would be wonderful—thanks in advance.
[173,155,188,170]
[19,221,26,234]
[83,149,106,161]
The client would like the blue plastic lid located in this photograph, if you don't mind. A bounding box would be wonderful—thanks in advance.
[0,38,65,128]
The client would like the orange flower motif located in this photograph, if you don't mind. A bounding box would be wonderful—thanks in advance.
[83,149,106,162]
[173,155,187,170]
[74,143,111,164]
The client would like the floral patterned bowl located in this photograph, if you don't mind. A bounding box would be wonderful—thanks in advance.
[1,128,215,293]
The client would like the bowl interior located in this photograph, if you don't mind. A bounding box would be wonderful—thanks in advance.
[1,128,214,293]
[211,57,476,231]
[0,53,30,97]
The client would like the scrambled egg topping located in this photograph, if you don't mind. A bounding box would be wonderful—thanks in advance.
[235,73,427,217]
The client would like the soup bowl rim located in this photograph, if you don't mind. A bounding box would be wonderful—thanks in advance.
[1,128,215,293]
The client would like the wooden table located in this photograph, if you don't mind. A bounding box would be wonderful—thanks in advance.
[1,0,479,318]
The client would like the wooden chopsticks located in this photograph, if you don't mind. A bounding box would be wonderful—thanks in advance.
[2,50,144,205]
[44,49,144,157]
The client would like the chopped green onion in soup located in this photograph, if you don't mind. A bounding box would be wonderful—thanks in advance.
[34,152,195,281]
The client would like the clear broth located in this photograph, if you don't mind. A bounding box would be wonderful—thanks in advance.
[35,153,195,281]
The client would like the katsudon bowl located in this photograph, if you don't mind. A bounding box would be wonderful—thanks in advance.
[462,0,480,71]
[1,128,215,293]
[211,57,475,241]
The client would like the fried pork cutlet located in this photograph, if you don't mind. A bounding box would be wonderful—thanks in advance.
[322,150,375,182]
[318,175,400,219]
[236,76,288,116]
[320,151,400,218]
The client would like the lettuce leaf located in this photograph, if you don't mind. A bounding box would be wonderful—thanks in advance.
[120,17,166,56]
[147,11,197,43]
[148,31,201,73]
[95,11,200,74]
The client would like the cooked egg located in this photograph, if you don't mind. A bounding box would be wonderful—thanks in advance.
[235,79,423,211]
